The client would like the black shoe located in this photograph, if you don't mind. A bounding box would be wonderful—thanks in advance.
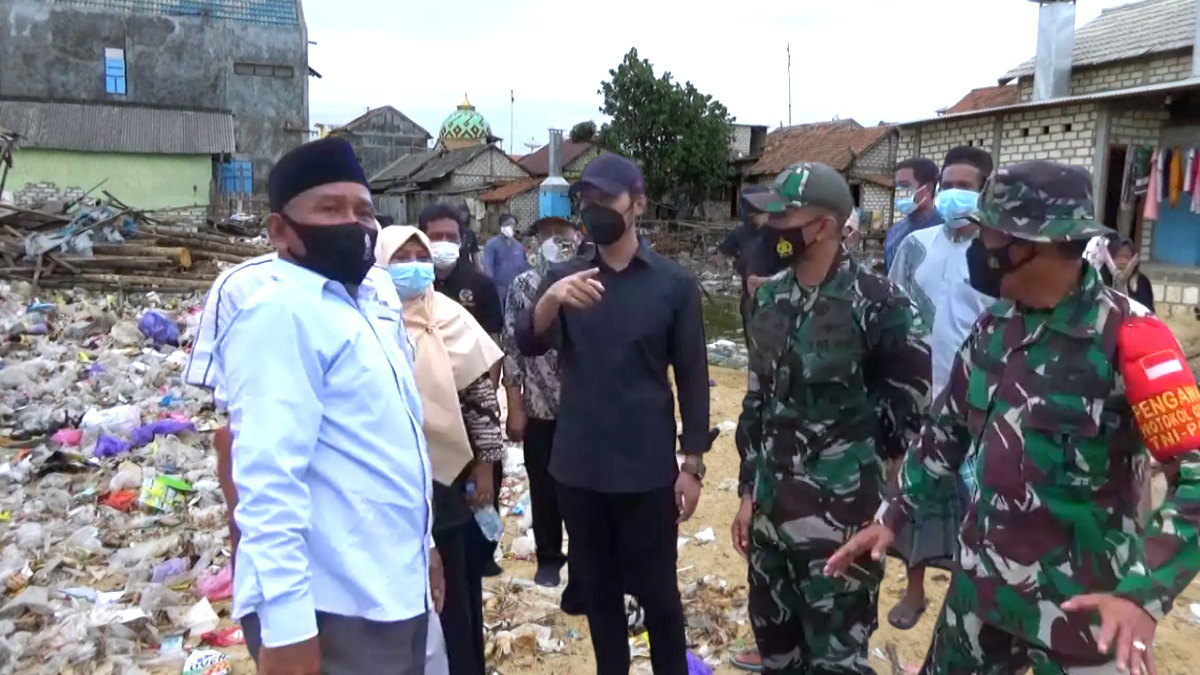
[534,565,562,587]
[560,587,586,616]
[481,559,504,578]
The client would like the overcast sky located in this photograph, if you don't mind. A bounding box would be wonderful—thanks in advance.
[306,0,1134,153]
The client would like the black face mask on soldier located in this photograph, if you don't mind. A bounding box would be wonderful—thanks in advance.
[282,215,378,286]
[580,204,631,246]
[965,237,1036,298]
[760,216,825,267]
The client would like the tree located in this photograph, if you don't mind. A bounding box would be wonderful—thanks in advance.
[598,48,734,217]
[569,120,597,144]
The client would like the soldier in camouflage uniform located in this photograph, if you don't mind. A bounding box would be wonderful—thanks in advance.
[828,160,1200,675]
[730,162,932,675]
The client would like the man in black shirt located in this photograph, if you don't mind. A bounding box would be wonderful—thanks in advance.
[517,153,712,675]
[455,203,482,270]
[421,202,504,335]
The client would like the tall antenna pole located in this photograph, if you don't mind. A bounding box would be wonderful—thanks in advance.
[510,90,515,155]
[787,44,792,126]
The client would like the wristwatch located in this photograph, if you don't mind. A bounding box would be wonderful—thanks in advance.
[681,457,706,483]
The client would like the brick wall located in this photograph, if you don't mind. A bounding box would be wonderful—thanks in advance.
[1110,107,1169,146]
[997,104,1098,169]
[1017,53,1193,102]
[860,183,892,232]
[450,146,528,189]
[13,180,86,207]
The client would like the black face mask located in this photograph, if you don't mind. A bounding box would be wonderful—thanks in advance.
[283,216,378,286]
[759,216,822,267]
[966,238,1035,298]
[580,205,630,245]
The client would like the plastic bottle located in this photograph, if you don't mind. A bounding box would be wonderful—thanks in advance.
[465,482,503,543]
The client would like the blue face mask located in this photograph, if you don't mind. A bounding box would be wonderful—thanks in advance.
[895,195,917,216]
[935,188,981,229]
[388,261,435,299]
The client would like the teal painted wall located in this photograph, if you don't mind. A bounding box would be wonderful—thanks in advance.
[7,149,212,209]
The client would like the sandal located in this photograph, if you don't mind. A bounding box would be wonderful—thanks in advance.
[730,648,762,672]
[887,597,929,630]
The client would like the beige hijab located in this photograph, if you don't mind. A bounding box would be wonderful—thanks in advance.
[376,226,504,485]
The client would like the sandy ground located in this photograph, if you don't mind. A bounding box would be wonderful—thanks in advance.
[192,316,1200,675]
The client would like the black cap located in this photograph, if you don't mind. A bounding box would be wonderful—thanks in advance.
[568,153,646,198]
[268,137,368,213]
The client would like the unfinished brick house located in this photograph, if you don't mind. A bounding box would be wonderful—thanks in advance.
[897,0,1200,316]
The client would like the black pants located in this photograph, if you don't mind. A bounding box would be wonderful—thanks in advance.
[433,521,485,675]
[525,418,565,567]
[557,483,687,675]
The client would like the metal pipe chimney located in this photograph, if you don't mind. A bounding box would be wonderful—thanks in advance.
[1030,0,1076,102]
[548,129,564,179]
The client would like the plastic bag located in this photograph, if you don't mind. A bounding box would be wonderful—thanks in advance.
[50,428,82,447]
[194,565,233,602]
[149,558,190,584]
[136,311,179,348]
[80,405,141,448]
[108,461,142,492]
[93,435,131,458]
[130,419,196,447]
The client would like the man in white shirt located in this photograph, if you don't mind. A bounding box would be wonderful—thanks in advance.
[884,146,995,632]
[210,137,434,675]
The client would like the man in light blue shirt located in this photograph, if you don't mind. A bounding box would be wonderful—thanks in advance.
[481,212,529,312]
[216,137,434,675]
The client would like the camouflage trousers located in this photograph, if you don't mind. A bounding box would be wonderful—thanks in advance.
[748,514,884,675]
[921,571,1125,675]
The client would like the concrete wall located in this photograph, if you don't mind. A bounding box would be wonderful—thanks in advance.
[8,148,211,209]
[0,0,308,192]
[1016,52,1193,102]
[860,183,892,232]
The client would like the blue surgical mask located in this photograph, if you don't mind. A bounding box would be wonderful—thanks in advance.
[935,188,981,229]
[388,261,435,299]
[895,195,917,216]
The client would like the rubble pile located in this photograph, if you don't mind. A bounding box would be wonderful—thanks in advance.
[0,194,269,295]
[0,279,235,675]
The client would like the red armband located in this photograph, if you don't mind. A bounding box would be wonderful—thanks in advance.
[1119,315,1200,460]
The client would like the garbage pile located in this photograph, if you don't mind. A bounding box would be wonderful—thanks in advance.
[0,193,270,294]
[706,340,748,370]
[0,279,240,675]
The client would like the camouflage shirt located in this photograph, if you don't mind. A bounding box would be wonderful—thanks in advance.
[737,251,932,548]
[881,265,1200,657]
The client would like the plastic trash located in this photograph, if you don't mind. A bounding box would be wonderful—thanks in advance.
[136,310,180,347]
[80,404,141,448]
[108,461,142,492]
[50,428,83,446]
[200,626,245,647]
[687,651,714,675]
[130,419,196,447]
[93,435,131,458]
[150,557,190,583]
[195,565,233,602]
[138,474,193,512]
[101,489,138,512]
[183,649,232,675]
[181,597,220,636]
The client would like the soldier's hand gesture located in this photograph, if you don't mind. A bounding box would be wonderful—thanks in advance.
[1061,594,1158,675]
[823,523,894,578]
[548,268,604,310]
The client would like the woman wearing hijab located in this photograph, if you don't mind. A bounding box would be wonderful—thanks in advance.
[1100,234,1155,312]
[376,225,506,675]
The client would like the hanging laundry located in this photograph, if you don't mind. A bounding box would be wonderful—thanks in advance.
[1192,150,1200,213]
[1120,144,1135,205]
[1144,149,1160,222]
[1170,147,1184,208]
[1185,148,1195,196]
[1132,145,1153,197]
[1160,148,1171,203]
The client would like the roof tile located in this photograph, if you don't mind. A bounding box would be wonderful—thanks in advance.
[518,141,596,176]
[748,120,894,177]
[940,85,1020,115]
[1002,0,1195,81]
[478,177,541,203]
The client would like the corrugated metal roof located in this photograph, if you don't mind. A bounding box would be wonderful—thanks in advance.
[370,149,438,185]
[1002,0,1194,81]
[52,0,300,26]
[901,76,1200,126]
[0,100,235,154]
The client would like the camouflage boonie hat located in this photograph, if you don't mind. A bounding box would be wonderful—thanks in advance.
[743,162,855,222]
[969,160,1112,242]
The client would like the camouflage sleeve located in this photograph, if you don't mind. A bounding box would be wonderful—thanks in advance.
[501,275,531,390]
[879,333,974,532]
[1113,450,1200,620]
[863,289,931,461]
[735,368,764,499]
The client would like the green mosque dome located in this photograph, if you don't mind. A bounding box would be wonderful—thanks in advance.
[439,94,492,148]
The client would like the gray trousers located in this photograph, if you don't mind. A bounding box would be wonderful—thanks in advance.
[242,610,429,675]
